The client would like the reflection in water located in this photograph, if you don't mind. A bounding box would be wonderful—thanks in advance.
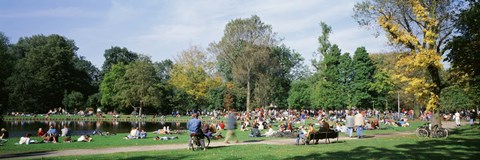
[1,120,187,137]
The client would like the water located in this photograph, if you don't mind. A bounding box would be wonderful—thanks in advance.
[1,120,187,137]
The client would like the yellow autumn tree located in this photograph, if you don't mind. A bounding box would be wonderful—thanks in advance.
[354,0,460,111]
[169,46,222,108]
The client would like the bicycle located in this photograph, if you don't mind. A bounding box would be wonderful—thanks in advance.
[416,123,448,138]
[189,133,210,151]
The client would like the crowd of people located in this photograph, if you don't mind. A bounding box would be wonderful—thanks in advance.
[3,106,479,148]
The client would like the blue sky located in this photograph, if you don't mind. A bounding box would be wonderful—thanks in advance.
[0,0,390,68]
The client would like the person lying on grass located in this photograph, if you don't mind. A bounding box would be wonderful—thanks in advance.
[78,135,92,142]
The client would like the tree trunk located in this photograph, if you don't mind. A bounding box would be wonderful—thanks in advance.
[247,78,251,113]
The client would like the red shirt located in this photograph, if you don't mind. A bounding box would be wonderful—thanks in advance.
[38,131,45,137]
[219,123,225,130]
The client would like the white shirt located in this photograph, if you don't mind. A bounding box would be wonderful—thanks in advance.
[19,137,30,144]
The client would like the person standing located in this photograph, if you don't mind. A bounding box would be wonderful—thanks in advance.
[224,110,238,144]
[454,111,461,126]
[470,109,477,126]
[187,113,205,150]
[354,111,365,138]
[345,112,355,138]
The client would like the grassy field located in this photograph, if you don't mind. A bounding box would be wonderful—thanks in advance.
[40,125,480,160]
[0,121,424,155]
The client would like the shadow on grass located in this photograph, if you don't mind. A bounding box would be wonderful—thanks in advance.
[287,126,480,160]
[120,155,191,160]
[0,150,56,159]
[242,139,265,143]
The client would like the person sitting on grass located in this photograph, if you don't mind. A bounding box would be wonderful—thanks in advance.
[78,135,92,142]
[46,125,58,143]
[202,123,213,138]
[125,127,139,139]
[139,129,147,139]
[63,136,72,143]
[37,128,46,137]
[0,128,8,140]
[240,122,249,131]
[263,125,277,137]
[249,122,261,137]
[18,133,34,145]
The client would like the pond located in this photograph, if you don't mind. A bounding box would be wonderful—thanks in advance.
[0,120,187,137]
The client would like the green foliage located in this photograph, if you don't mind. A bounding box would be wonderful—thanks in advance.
[62,91,84,111]
[116,56,161,115]
[446,1,480,106]
[101,46,138,74]
[287,79,311,109]
[351,47,376,108]
[100,63,125,111]
[5,34,93,113]
[0,32,13,115]
[439,85,474,111]
[311,23,347,110]
[209,15,278,112]
[154,59,173,83]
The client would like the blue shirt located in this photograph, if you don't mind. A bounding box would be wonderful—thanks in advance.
[47,128,57,135]
[187,118,202,134]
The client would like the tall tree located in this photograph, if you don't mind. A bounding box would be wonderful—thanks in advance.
[100,63,125,112]
[101,46,138,74]
[169,46,222,111]
[209,15,277,112]
[353,0,461,111]
[351,47,376,108]
[116,56,160,116]
[6,34,88,113]
[287,79,311,109]
[311,22,346,110]
[0,32,13,115]
[446,1,480,107]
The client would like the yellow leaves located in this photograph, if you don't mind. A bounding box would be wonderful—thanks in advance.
[169,63,222,101]
[426,93,439,111]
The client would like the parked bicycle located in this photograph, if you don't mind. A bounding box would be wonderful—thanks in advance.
[416,123,448,138]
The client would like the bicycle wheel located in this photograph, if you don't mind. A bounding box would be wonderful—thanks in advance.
[435,129,448,138]
[416,128,429,138]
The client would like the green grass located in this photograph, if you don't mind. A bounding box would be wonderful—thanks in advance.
[0,128,279,155]
[0,118,423,153]
[37,125,480,160]
[0,120,422,156]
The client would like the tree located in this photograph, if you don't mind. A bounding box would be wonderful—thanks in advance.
[351,47,376,108]
[101,46,138,74]
[169,46,222,111]
[63,91,84,112]
[353,0,461,111]
[100,63,125,112]
[6,34,89,113]
[287,79,311,109]
[116,56,160,116]
[0,32,13,115]
[154,59,174,83]
[446,1,480,107]
[311,22,346,110]
[439,85,474,112]
[209,15,277,112]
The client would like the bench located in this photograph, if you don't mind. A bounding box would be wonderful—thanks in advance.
[304,130,339,145]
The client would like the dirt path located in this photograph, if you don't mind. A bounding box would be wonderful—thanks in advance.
[0,121,463,160]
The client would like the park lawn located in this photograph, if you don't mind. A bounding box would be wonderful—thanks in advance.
[0,120,424,155]
[0,128,279,155]
[42,125,480,160]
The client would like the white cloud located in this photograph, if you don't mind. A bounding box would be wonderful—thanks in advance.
[1,0,390,68]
